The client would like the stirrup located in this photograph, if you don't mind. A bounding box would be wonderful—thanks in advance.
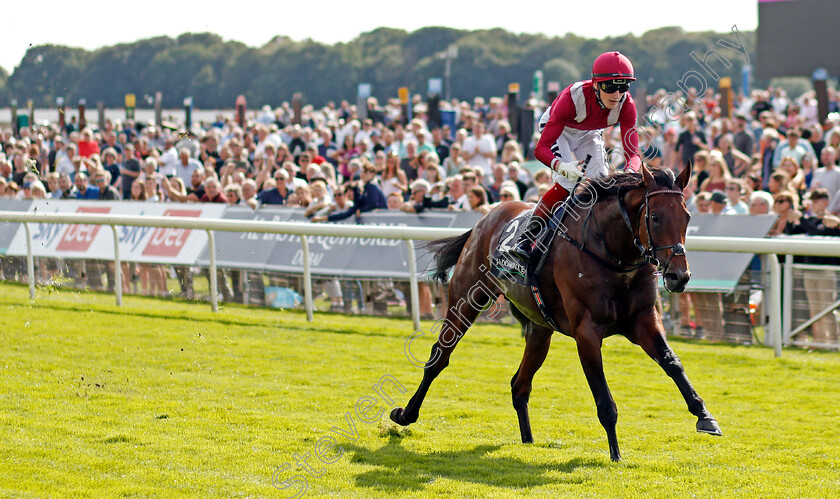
[511,220,541,260]
[511,238,533,261]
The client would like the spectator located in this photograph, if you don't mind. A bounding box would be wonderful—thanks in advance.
[200,178,227,203]
[55,143,77,176]
[304,178,333,218]
[487,163,508,202]
[773,127,816,169]
[162,176,188,203]
[498,185,520,203]
[100,148,121,187]
[320,184,355,218]
[716,134,751,178]
[692,151,711,189]
[422,154,445,185]
[119,144,141,200]
[443,142,466,177]
[400,179,451,214]
[287,184,312,210]
[732,114,755,156]
[785,188,840,345]
[700,151,731,193]
[257,170,293,206]
[74,172,99,199]
[380,151,407,199]
[95,171,120,200]
[333,134,359,181]
[676,112,707,169]
[695,192,713,213]
[386,191,403,210]
[45,172,60,197]
[144,176,161,202]
[240,179,259,209]
[770,192,797,236]
[812,146,840,204]
[778,157,806,194]
[462,120,496,177]
[725,179,748,214]
[749,190,774,215]
[431,127,450,163]
[317,163,386,222]
[29,181,47,199]
[173,148,203,187]
[466,186,492,216]
[224,184,243,206]
[507,162,529,200]
[709,190,735,215]
[523,169,551,202]
[52,173,76,199]
[77,128,100,158]
[400,141,420,181]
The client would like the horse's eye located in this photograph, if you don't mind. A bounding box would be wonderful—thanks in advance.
[650,213,661,224]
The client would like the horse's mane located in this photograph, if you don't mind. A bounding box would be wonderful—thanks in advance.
[573,168,678,205]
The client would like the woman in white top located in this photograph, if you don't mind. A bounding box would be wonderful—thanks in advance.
[380,151,408,199]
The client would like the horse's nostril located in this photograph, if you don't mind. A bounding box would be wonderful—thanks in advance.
[665,272,678,282]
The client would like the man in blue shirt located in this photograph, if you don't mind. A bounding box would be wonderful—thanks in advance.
[74,172,100,199]
[256,170,294,206]
[316,163,386,222]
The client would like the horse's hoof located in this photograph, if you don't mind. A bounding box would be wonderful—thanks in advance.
[390,407,407,426]
[696,418,722,436]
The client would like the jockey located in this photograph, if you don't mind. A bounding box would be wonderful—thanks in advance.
[510,51,642,263]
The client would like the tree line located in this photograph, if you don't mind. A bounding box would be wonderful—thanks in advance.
[0,27,756,109]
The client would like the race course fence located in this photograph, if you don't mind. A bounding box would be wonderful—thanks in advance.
[3,210,840,357]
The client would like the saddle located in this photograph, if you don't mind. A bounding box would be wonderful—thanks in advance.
[491,199,574,332]
[491,197,575,286]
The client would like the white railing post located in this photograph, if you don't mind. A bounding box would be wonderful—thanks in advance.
[111,225,122,306]
[783,254,793,345]
[768,255,783,357]
[23,222,34,300]
[406,240,421,332]
[301,235,313,322]
[207,229,218,312]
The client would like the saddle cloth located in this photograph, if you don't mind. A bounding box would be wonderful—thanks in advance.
[490,209,533,286]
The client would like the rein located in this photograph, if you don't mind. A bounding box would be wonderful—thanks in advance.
[555,183,685,274]
[617,187,686,273]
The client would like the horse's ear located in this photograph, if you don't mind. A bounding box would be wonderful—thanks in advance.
[641,162,655,188]
[676,162,692,190]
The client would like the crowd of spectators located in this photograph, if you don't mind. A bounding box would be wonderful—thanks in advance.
[1,85,840,341]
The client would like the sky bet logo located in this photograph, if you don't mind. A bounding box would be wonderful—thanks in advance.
[142,209,201,257]
[55,206,111,252]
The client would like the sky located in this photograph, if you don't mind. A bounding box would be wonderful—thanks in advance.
[0,1,758,74]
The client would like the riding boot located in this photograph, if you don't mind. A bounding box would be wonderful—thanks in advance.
[511,183,570,262]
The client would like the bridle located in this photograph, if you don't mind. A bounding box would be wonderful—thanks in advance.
[617,186,686,274]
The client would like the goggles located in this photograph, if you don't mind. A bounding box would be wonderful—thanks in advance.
[598,80,630,94]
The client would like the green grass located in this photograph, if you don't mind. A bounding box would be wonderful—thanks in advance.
[1,282,839,497]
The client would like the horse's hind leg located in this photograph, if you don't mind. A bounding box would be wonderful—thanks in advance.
[390,278,494,427]
[631,313,722,436]
[510,310,553,444]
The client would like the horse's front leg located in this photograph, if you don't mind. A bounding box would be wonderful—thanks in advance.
[630,311,722,436]
[574,319,621,461]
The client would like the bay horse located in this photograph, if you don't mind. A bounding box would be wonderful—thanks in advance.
[390,164,721,461]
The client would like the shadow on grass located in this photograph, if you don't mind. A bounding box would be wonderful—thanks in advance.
[341,437,606,492]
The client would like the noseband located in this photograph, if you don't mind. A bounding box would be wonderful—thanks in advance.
[617,187,686,274]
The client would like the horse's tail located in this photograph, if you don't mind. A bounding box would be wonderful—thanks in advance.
[422,230,472,283]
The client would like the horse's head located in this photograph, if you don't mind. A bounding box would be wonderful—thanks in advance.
[634,163,692,293]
